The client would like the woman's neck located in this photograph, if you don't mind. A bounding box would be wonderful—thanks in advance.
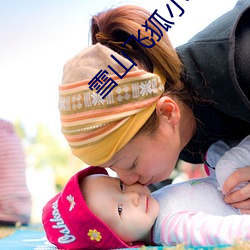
[179,103,197,149]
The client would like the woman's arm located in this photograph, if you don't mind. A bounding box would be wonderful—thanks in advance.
[215,135,250,192]
[215,135,250,212]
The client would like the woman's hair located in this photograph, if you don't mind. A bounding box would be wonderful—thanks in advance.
[90,5,194,135]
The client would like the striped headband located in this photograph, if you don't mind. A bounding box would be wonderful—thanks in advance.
[59,43,165,165]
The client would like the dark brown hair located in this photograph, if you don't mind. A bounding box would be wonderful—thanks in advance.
[91,5,194,135]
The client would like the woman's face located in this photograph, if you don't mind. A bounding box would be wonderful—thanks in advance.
[100,118,182,186]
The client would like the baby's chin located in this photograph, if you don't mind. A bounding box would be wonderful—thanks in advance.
[148,196,160,219]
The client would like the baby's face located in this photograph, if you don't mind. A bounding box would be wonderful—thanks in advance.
[84,175,160,244]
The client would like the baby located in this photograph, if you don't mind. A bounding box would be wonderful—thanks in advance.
[42,135,250,249]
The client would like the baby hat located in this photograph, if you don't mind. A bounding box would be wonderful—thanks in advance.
[59,43,165,166]
[42,166,141,249]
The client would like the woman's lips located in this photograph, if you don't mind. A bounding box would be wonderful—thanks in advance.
[143,177,154,186]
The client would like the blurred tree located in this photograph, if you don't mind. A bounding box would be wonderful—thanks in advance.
[14,118,26,139]
[14,120,85,191]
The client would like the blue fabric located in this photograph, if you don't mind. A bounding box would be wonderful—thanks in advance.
[0,226,56,250]
[120,247,231,250]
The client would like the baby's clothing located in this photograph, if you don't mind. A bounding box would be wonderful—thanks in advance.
[152,135,250,246]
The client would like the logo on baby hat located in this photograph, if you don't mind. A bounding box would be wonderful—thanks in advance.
[50,200,76,244]
[67,194,76,211]
[88,229,102,242]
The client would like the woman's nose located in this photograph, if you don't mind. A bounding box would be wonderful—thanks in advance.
[112,168,139,185]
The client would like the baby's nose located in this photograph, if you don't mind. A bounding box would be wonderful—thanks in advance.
[126,191,140,206]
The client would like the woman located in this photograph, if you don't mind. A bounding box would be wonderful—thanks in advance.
[59,0,250,211]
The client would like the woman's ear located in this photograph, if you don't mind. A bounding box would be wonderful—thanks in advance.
[156,96,180,126]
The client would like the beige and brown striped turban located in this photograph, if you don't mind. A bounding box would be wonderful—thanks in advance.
[59,43,165,165]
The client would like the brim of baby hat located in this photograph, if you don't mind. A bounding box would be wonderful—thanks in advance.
[42,166,142,249]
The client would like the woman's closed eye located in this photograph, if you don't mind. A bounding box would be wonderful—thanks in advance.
[118,180,124,216]
[120,180,124,191]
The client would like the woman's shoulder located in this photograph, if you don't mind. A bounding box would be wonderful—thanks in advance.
[176,0,250,123]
